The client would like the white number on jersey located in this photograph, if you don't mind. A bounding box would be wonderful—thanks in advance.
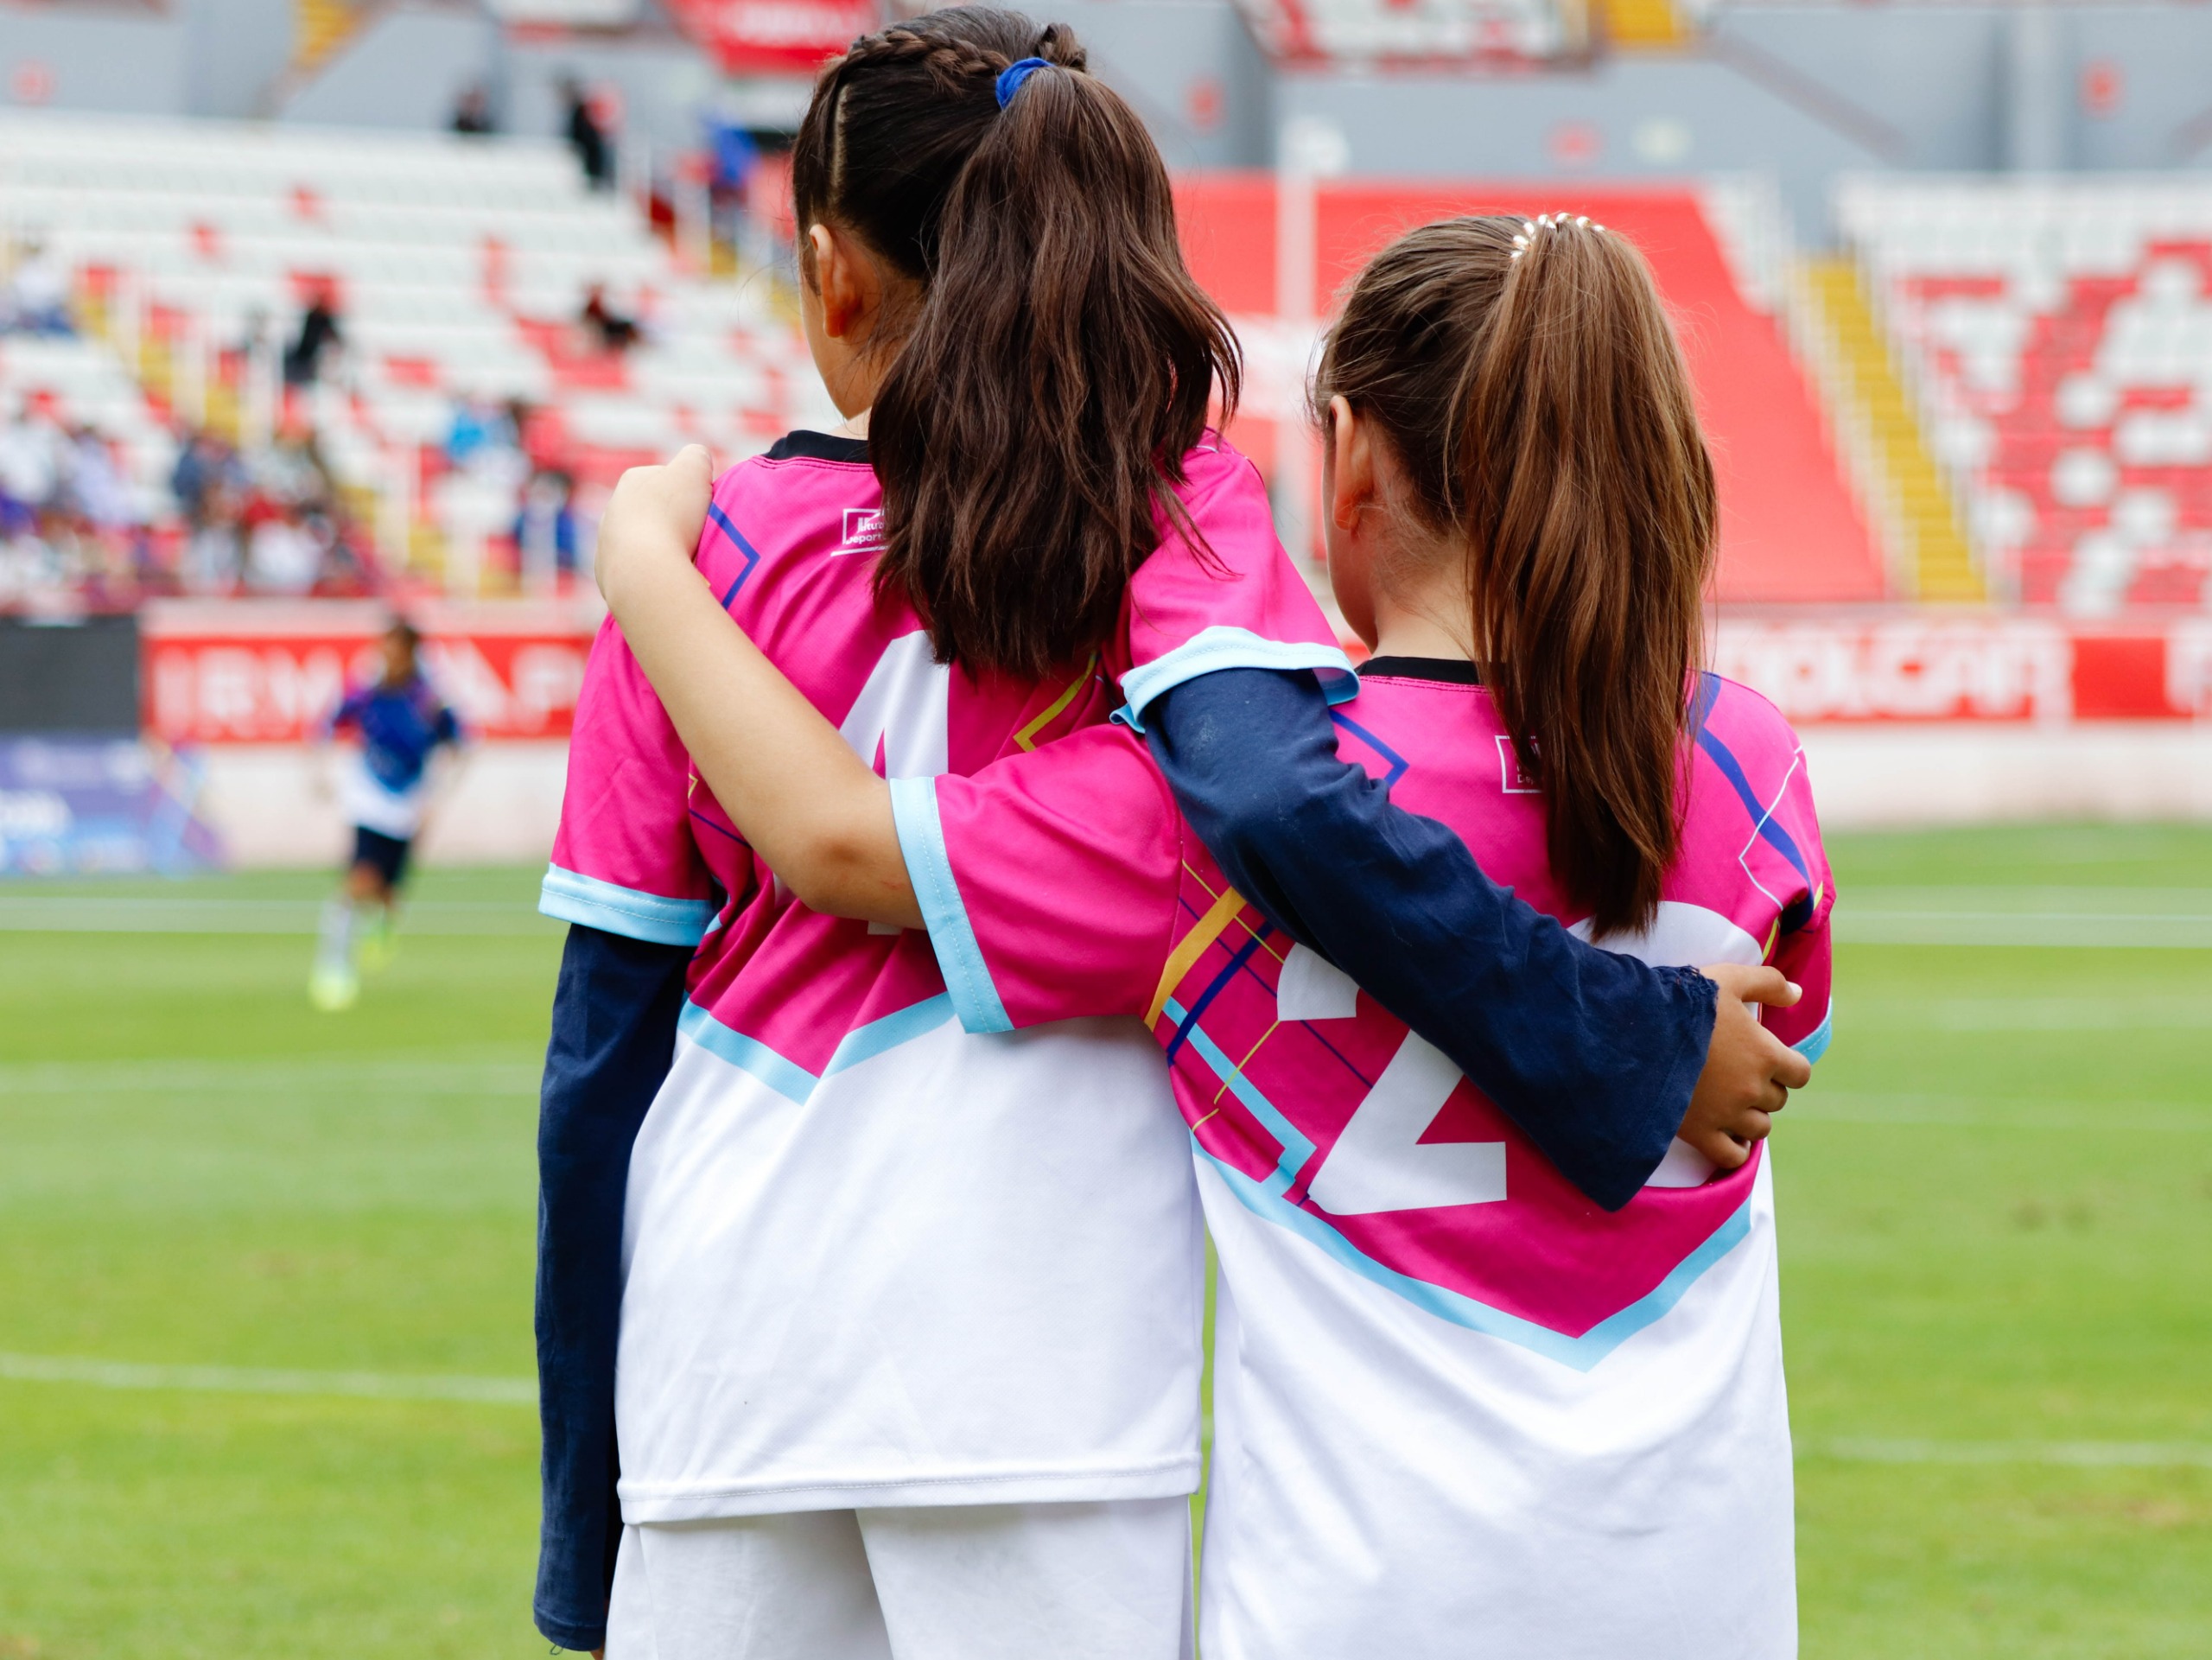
[1306,1033,1507,1216]
[838,629,950,779]
[831,629,949,932]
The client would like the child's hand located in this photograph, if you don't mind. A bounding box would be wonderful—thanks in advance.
[1679,964,1813,1170]
[595,444,715,616]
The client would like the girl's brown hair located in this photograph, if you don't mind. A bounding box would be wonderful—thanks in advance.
[791,7,1240,681]
[1316,214,1718,938]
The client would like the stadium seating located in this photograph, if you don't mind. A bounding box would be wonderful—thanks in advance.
[1840,177,2212,612]
[1174,174,1886,603]
[0,111,831,591]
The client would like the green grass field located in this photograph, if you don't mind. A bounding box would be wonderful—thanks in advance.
[2,825,2208,1657]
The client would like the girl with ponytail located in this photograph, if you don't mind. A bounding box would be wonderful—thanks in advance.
[543,10,1808,1646]
[593,210,1831,1651]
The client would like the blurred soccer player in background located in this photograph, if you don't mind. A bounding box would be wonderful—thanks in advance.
[310,619,463,1010]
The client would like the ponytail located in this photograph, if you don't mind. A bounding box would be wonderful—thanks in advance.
[1317,216,1718,937]
[791,8,1240,681]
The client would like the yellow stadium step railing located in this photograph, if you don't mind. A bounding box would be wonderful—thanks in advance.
[1796,255,1986,603]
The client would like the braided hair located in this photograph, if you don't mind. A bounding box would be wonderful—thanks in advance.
[790,7,1239,682]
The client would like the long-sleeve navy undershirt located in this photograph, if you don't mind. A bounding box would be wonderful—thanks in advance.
[531,665,1717,1649]
[534,924,690,1652]
[1142,667,1714,1213]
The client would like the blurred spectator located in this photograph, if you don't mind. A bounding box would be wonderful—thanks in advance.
[451,83,497,138]
[64,425,135,534]
[183,480,245,594]
[0,399,149,607]
[283,286,344,389]
[170,425,244,528]
[246,503,325,594]
[562,77,613,192]
[3,237,73,336]
[515,467,579,589]
[444,391,518,471]
[0,398,66,514]
[580,283,639,354]
[257,415,336,514]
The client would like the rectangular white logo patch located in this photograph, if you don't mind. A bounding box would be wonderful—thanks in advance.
[838,508,885,554]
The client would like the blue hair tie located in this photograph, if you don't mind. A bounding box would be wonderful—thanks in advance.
[995,57,1050,109]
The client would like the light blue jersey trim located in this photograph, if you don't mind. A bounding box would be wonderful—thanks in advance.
[677,1001,818,1102]
[1166,995,1756,1372]
[1793,1007,1834,1065]
[677,993,957,1106]
[889,777,1013,1035]
[1113,626,1358,734]
[539,865,715,946]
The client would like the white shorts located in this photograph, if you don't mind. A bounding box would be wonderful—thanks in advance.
[605,1498,1193,1660]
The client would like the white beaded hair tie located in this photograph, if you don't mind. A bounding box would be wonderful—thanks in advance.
[1511,212,1606,259]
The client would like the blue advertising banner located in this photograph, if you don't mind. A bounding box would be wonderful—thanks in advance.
[0,736,222,875]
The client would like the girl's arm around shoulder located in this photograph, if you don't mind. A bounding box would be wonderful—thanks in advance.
[595,448,1184,1034]
[1119,436,1357,721]
[1147,667,1811,1210]
[594,448,918,930]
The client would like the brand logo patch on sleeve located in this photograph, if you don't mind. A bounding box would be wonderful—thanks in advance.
[838,508,885,554]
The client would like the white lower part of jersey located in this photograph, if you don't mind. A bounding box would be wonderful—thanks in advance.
[603,1499,1194,1660]
[615,1013,1205,1520]
[1198,1154,1796,1660]
[340,755,425,839]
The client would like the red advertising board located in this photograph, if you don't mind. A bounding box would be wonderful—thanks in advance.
[1713,615,2212,724]
[664,0,875,73]
[141,601,597,745]
[137,602,2212,743]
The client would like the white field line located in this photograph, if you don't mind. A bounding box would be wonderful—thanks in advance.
[0,898,557,936]
[0,1352,533,1406]
[1846,994,2212,1031]
[1796,1091,2209,1133]
[0,1056,540,1095]
[3,1354,2204,1468]
[1836,912,2212,948]
[1808,1437,2212,1469]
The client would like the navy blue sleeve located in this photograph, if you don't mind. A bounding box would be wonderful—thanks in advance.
[1145,668,1714,1213]
[534,924,690,1651]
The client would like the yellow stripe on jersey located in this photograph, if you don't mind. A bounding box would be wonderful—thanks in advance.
[1147,883,1249,1028]
[1013,654,1099,753]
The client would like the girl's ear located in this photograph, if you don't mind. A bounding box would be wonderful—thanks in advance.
[810,224,878,344]
[1326,395,1376,532]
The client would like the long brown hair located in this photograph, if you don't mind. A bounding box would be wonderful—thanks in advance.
[791,8,1240,681]
[1316,215,1718,937]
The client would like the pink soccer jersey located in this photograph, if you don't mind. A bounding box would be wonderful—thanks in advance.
[902,663,1832,1658]
[539,429,1354,1523]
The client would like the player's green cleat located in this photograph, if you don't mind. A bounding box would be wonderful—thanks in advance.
[357,911,397,972]
[308,963,359,1012]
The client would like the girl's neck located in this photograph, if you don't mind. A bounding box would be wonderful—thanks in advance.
[1367,559,1475,665]
[832,408,871,440]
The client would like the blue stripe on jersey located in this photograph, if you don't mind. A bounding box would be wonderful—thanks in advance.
[1114,626,1358,734]
[1196,1144,1756,1374]
[1326,710,1409,791]
[706,500,763,607]
[1165,931,1272,1065]
[1166,992,1758,1371]
[1691,677,1813,887]
[539,866,715,946]
[891,777,1014,1035]
[1792,1006,1834,1064]
[677,1000,818,1102]
[677,993,957,1104]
